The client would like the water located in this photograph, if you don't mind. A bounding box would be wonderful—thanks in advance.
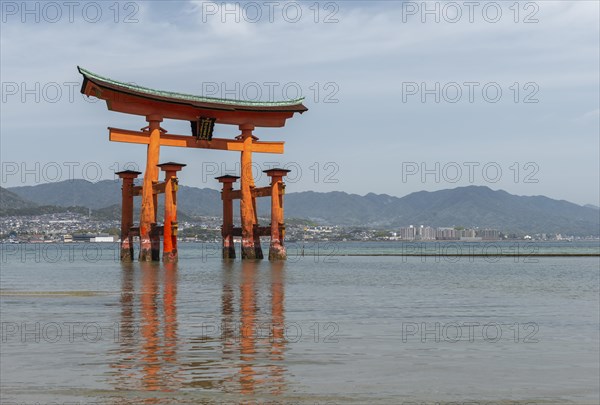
[1,243,599,404]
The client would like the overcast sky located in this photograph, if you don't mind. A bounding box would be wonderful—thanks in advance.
[1,1,598,205]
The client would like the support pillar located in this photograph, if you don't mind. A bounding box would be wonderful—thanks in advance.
[159,162,186,263]
[216,175,239,259]
[252,195,264,260]
[116,170,141,261]
[264,169,290,260]
[139,115,163,262]
[239,124,263,260]
[151,193,160,260]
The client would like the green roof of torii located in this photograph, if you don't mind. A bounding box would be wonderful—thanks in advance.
[78,66,307,110]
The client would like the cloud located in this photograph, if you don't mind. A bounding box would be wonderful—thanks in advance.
[575,108,600,123]
[0,1,598,204]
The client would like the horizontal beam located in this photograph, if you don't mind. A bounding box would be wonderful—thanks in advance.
[228,186,272,200]
[109,127,284,154]
[132,182,166,197]
[232,226,271,237]
[129,225,164,237]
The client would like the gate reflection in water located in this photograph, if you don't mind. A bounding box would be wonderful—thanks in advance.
[110,260,287,399]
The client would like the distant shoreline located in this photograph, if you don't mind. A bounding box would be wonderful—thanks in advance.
[331,253,600,257]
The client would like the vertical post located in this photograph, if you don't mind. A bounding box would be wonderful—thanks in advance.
[264,169,290,260]
[216,175,239,259]
[152,193,159,260]
[239,124,262,259]
[159,162,186,263]
[116,170,141,261]
[252,195,264,260]
[139,115,163,262]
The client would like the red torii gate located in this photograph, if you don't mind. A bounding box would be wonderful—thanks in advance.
[78,67,307,262]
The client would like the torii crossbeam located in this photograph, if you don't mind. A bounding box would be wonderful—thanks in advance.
[79,67,307,262]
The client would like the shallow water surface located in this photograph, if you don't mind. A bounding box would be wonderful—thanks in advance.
[1,243,599,404]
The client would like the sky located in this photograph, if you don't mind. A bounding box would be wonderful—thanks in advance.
[1,0,599,206]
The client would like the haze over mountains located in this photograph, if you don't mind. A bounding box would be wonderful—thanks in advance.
[2,180,599,236]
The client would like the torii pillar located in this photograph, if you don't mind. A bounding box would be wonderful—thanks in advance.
[139,115,164,262]
[158,162,186,263]
[264,169,290,260]
[239,124,263,260]
[216,175,239,259]
[116,170,141,261]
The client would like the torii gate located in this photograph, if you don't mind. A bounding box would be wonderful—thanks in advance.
[78,67,307,262]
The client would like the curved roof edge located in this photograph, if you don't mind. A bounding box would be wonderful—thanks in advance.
[78,66,308,113]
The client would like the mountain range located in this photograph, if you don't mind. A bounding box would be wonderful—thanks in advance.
[2,180,599,236]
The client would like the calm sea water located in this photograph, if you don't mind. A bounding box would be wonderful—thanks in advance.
[1,242,599,404]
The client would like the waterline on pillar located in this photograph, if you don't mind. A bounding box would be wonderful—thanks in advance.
[223,246,236,260]
[163,249,178,263]
[139,243,153,262]
[269,244,287,261]
[120,238,134,262]
[242,241,263,260]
